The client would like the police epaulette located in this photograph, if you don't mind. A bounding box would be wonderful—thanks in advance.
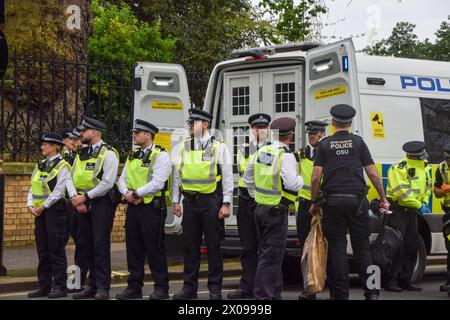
[155,145,166,152]
[398,160,407,169]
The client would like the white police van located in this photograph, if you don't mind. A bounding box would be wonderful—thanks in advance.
[133,38,450,282]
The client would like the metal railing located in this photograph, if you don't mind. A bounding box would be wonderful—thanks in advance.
[0,54,209,162]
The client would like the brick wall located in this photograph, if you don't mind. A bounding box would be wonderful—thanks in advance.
[2,163,126,247]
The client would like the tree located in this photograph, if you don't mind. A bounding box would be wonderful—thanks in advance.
[257,0,328,45]
[362,17,449,62]
[88,0,175,66]
[116,0,260,72]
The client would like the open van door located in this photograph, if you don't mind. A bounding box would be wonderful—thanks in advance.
[134,63,191,235]
[305,39,361,135]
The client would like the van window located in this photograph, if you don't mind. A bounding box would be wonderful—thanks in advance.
[420,98,450,164]
[275,82,296,113]
[232,86,250,116]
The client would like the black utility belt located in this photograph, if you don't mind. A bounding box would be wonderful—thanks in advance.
[326,193,360,199]
[182,191,218,200]
[238,187,250,199]
[138,197,165,209]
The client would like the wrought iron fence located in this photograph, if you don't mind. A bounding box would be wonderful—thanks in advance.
[0,54,209,162]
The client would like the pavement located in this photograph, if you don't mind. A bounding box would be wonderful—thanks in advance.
[0,243,447,299]
[0,242,242,293]
[0,269,448,300]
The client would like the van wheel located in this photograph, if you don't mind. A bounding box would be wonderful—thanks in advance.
[411,235,427,284]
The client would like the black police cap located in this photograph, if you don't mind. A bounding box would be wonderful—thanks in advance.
[131,119,159,135]
[305,120,328,133]
[78,116,107,132]
[330,104,356,123]
[402,141,426,154]
[188,108,213,122]
[248,113,271,127]
[40,132,64,146]
[270,117,296,136]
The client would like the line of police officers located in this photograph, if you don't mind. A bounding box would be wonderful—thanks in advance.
[26,104,450,300]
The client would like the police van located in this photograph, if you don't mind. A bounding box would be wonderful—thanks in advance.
[133,38,450,282]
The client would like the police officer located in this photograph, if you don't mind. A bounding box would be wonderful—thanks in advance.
[295,120,328,300]
[61,127,87,292]
[228,113,271,300]
[434,144,450,297]
[62,127,82,165]
[243,117,303,300]
[384,141,431,292]
[67,116,120,300]
[27,133,70,298]
[116,119,170,300]
[172,109,233,300]
[309,104,388,300]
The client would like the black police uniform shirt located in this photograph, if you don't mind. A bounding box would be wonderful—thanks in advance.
[314,131,374,194]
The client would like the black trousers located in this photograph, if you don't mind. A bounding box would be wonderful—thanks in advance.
[254,204,288,300]
[296,198,312,254]
[76,195,116,290]
[66,201,88,286]
[125,201,169,293]
[34,200,68,290]
[322,196,378,300]
[236,191,258,293]
[385,205,418,286]
[181,194,224,294]
[442,211,450,284]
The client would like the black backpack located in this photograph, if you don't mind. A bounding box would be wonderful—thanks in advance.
[370,216,403,271]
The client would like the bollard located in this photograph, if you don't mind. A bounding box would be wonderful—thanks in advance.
[0,159,7,275]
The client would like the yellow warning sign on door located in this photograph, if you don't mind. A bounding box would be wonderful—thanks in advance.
[314,85,346,100]
[151,101,182,110]
[371,112,385,139]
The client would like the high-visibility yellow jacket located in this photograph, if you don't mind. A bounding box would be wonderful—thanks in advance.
[125,146,169,204]
[72,144,119,194]
[177,138,222,194]
[31,158,70,207]
[386,158,432,209]
[254,145,298,206]
[436,161,450,208]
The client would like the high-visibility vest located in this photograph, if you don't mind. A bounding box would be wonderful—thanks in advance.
[72,144,119,194]
[386,157,432,209]
[125,146,169,204]
[177,137,222,194]
[31,157,70,207]
[237,143,266,189]
[296,148,313,201]
[254,145,298,206]
[438,161,450,208]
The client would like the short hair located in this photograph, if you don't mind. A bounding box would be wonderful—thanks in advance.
[333,120,352,129]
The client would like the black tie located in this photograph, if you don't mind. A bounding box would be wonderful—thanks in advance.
[311,147,316,159]
[88,146,93,156]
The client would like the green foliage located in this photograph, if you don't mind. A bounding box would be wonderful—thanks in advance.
[362,17,450,62]
[119,0,260,72]
[257,0,328,44]
[88,0,175,66]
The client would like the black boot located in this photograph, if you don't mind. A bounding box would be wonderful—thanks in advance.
[116,287,143,300]
[94,289,110,300]
[384,280,402,293]
[149,289,169,300]
[227,289,253,299]
[48,288,68,299]
[28,287,50,299]
[72,287,96,299]
[173,290,197,300]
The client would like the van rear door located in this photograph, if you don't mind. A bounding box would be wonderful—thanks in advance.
[305,39,361,135]
[134,63,191,235]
